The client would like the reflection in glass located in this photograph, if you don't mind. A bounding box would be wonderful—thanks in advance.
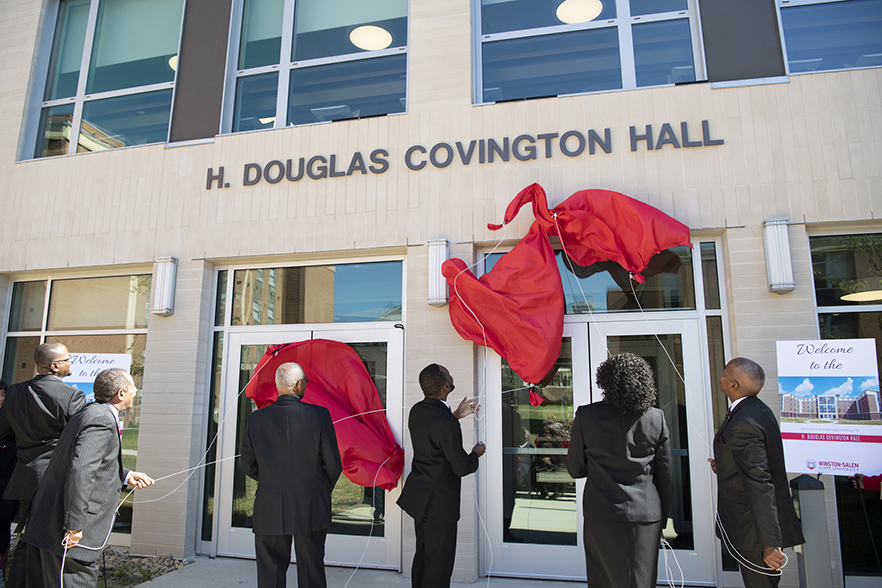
[86,0,184,94]
[502,339,576,545]
[700,242,721,310]
[481,0,616,35]
[215,271,228,327]
[231,341,388,537]
[287,55,406,126]
[78,90,173,152]
[482,28,622,102]
[781,0,882,73]
[8,281,47,332]
[632,19,694,87]
[706,316,727,432]
[1,337,40,385]
[232,262,402,326]
[606,334,693,550]
[292,0,407,61]
[239,0,284,69]
[233,73,279,132]
[35,105,75,158]
[48,275,151,331]
[819,312,882,369]
[47,333,147,534]
[44,0,90,101]
[486,246,694,313]
[202,333,223,541]
[629,0,687,17]
[811,234,882,306]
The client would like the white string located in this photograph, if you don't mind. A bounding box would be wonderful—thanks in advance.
[343,454,394,588]
[660,538,684,588]
[716,512,788,576]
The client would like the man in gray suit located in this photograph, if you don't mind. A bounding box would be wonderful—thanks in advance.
[709,357,804,588]
[240,362,343,588]
[22,368,153,588]
[0,342,86,588]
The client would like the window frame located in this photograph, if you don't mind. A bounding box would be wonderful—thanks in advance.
[472,0,707,104]
[776,0,882,77]
[219,0,410,135]
[22,0,186,161]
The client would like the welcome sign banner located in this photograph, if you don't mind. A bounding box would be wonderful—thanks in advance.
[67,353,132,403]
[777,339,882,476]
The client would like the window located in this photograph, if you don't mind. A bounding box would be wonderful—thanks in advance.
[477,0,701,103]
[779,0,882,74]
[2,274,151,534]
[30,0,184,159]
[228,0,407,132]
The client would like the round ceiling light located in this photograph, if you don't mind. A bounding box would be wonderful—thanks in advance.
[840,290,882,302]
[556,0,603,24]
[350,25,393,51]
[168,55,178,71]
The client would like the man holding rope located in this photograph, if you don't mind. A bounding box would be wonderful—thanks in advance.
[709,357,804,588]
[22,368,153,588]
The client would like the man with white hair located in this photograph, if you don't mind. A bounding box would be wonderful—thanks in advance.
[240,362,342,588]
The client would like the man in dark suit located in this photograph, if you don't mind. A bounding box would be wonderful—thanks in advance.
[22,368,153,588]
[710,357,804,588]
[0,342,86,587]
[397,364,484,588]
[240,362,342,588]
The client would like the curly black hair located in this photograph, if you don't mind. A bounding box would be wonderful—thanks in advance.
[595,352,657,414]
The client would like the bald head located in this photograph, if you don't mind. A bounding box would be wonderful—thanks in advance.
[34,343,72,377]
[276,362,307,397]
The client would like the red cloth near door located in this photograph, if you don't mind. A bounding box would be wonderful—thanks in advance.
[244,339,404,490]
[444,183,692,384]
[442,220,565,384]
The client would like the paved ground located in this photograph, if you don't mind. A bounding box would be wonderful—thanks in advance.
[138,556,579,588]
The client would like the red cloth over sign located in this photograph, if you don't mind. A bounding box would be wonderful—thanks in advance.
[244,339,404,490]
[442,220,564,384]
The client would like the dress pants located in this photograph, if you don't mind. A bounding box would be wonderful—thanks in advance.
[255,529,328,588]
[583,518,663,588]
[738,550,782,588]
[6,499,31,588]
[25,543,98,588]
[412,516,457,588]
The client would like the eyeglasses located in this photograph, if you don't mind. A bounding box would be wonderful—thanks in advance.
[53,357,71,364]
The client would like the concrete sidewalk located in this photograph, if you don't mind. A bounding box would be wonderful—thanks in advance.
[138,556,579,588]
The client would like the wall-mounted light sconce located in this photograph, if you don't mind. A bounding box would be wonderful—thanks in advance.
[428,239,449,306]
[150,256,178,316]
[763,219,796,294]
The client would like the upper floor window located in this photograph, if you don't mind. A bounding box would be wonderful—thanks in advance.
[227,0,408,133]
[30,0,184,159]
[779,0,882,74]
[476,0,701,103]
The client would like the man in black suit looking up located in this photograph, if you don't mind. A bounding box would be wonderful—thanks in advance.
[397,364,484,588]
[0,342,86,588]
[22,367,153,588]
[709,357,804,588]
[240,362,342,588]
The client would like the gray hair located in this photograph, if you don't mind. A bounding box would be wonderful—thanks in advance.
[94,368,132,403]
[276,362,306,390]
[729,357,765,394]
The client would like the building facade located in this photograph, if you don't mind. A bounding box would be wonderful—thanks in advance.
[1,0,881,586]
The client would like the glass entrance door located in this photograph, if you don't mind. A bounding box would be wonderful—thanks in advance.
[215,326,404,569]
[482,318,714,584]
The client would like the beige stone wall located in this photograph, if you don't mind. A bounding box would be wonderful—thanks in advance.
[1,0,881,579]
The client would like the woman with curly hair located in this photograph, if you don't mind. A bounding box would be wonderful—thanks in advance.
[566,352,673,588]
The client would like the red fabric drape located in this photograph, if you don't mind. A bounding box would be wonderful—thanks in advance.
[244,339,404,490]
[445,183,692,384]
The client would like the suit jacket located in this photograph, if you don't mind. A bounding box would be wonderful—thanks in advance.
[22,401,129,562]
[713,395,804,551]
[0,375,86,502]
[240,394,342,536]
[397,398,479,526]
[566,401,673,523]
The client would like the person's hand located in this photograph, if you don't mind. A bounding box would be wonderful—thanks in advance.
[127,471,155,489]
[763,546,784,571]
[707,458,717,474]
[851,474,865,490]
[453,397,480,420]
[63,530,83,548]
[472,442,486,457]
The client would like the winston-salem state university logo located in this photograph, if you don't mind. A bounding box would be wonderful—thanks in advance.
[806,460,817,470]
